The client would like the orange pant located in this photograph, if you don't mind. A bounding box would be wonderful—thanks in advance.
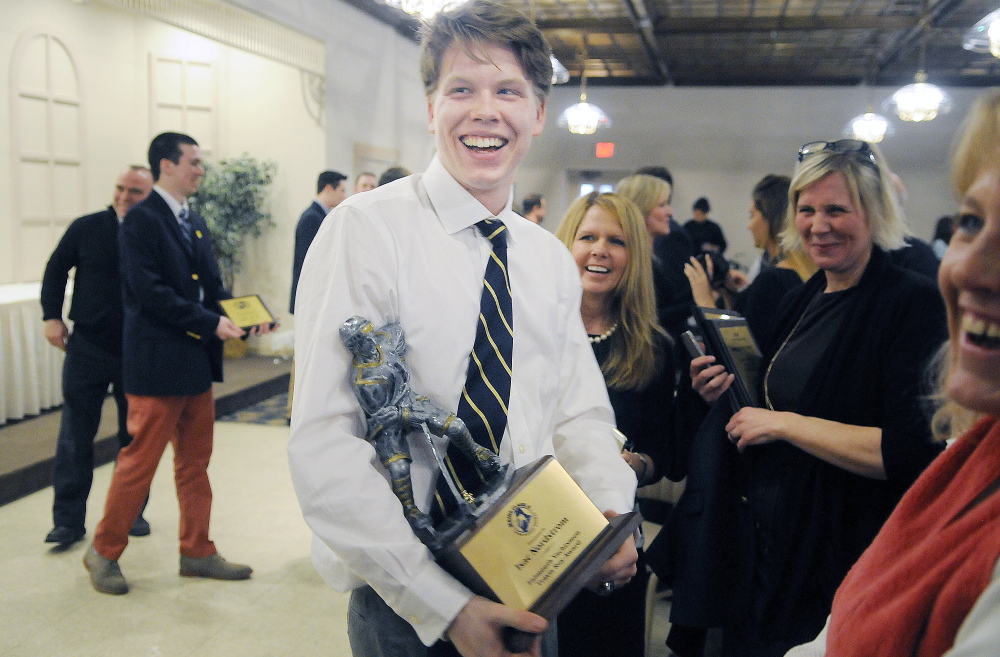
[93,390,216,561]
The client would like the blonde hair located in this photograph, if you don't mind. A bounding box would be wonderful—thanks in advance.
[614,174,672,222]
[930,90,1000,440]
[781,249,819,282]
[555,193,666,390]
[781,143,909,254]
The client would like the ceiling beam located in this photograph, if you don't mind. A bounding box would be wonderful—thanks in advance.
[537,16,919,33]
[621,0,670,82]
[870,0,970,77]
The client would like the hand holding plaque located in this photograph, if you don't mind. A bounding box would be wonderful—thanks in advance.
[340,316,641,653]
[218,295,276,333]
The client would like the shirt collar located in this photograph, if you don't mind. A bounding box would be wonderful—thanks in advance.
[153,185,189,220]
[422,155,521,243]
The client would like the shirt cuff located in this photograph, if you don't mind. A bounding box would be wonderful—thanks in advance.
[386,561,475,646]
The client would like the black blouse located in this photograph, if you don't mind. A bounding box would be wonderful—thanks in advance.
[591,334,675,483]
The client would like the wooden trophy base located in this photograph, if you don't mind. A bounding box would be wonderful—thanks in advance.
[434,455,642,652]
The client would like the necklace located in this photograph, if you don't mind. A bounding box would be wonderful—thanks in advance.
[589,323,619,344]
[763,290,821,410]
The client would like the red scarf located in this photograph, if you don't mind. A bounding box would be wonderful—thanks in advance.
[828,416,1000,657]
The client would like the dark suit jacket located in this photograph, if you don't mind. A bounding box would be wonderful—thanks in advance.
[289,200,327,313]
[40,206,124,355]
[119,190,231,396]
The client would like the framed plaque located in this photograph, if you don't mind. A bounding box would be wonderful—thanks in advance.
[692,306,763,412]
[218,294,275,331]
[436,456,642,651]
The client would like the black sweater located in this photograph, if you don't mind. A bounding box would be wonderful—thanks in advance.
[40,207,123,355]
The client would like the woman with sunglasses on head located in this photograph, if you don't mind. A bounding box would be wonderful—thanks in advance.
[554,192,675,657]
[689,139,947,656]
[785,88,1000,657]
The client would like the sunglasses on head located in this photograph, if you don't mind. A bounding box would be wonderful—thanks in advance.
[797,139,878,168]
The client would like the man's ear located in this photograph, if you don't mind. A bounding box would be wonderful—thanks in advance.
[532,99,546,137]
[427,97,436,135]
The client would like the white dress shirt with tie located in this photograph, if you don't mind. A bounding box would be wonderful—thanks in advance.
[287,155,636,645]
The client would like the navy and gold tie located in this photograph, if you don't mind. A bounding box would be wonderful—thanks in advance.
[438,218,513,513]
[178,208,194,248]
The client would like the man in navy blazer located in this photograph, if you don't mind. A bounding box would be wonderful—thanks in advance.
[289,170,347,313]
[41,165,153,546]
[84,132,273,595]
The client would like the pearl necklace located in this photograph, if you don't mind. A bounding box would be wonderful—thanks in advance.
[588,323,619,344]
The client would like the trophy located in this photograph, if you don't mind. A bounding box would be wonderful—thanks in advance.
[340,316,641,651]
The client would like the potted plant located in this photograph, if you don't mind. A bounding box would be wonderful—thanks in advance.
[190,154,277,356]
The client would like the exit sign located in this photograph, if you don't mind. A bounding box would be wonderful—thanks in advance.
[596,142,615,158]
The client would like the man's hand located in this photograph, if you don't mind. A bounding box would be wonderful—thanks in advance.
[446,596,547,656]
[587,510,639,592]
[44,319,69,351]
[215,315,245,340]
[245,319,279,337]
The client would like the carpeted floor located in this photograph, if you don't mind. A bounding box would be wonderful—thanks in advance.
[218,393,289,426]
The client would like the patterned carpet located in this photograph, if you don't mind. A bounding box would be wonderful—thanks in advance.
[218,393,289,426]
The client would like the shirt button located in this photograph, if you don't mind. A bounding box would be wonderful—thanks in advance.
[192,274,199,280]
[518,445,526,454]
[740,496,748,504]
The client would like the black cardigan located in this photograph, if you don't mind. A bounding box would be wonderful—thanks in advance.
[650,247,947,650]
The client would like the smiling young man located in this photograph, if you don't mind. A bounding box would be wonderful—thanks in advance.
[288,3,637,656]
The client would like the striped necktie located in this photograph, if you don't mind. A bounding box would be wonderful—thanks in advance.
[438,218,513,513]
[178,208,193,247]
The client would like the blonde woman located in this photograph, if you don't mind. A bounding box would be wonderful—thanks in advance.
[554,192,675,657]
[689,140,948,656]
[615,174,694,341]
[786,88,1000,657]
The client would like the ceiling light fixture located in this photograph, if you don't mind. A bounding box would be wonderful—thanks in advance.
[884,9,951,123]
[963,8,1000,57]
[557,72,610,135]
[884,70,951,122]
[551,55,570,85]
[844,108,894,143]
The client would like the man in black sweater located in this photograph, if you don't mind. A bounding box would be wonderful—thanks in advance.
[40,165,153,546]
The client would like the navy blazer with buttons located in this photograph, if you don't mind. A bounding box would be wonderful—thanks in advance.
[119,189,231,397]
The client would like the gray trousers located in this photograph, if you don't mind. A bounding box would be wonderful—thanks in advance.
[347,585,557,657]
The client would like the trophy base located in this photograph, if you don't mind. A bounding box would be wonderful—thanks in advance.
[434,456,643,650]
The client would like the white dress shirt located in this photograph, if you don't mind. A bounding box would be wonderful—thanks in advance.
[287,156,636,645]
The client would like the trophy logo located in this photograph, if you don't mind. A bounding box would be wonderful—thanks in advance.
[508,504,535,535]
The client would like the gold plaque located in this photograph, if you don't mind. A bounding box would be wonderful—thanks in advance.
[437,456,642,620]
[218,294,275,330]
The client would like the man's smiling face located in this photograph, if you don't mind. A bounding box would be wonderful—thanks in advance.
[427,40,546,215]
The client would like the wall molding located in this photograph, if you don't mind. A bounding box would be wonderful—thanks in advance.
[100,0,325,76]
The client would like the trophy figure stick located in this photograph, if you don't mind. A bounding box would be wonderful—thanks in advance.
[339,316,506,550]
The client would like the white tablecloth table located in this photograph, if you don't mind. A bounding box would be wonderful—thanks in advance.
[0,282,67,424]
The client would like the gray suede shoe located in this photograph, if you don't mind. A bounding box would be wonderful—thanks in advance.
[83,545,128,595]
[179,553,252,580]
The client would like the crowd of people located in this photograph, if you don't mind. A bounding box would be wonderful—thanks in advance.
[35,0,1000,655]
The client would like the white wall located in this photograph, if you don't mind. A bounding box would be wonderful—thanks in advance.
[0,0,330,355]
[520,84,984,269]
